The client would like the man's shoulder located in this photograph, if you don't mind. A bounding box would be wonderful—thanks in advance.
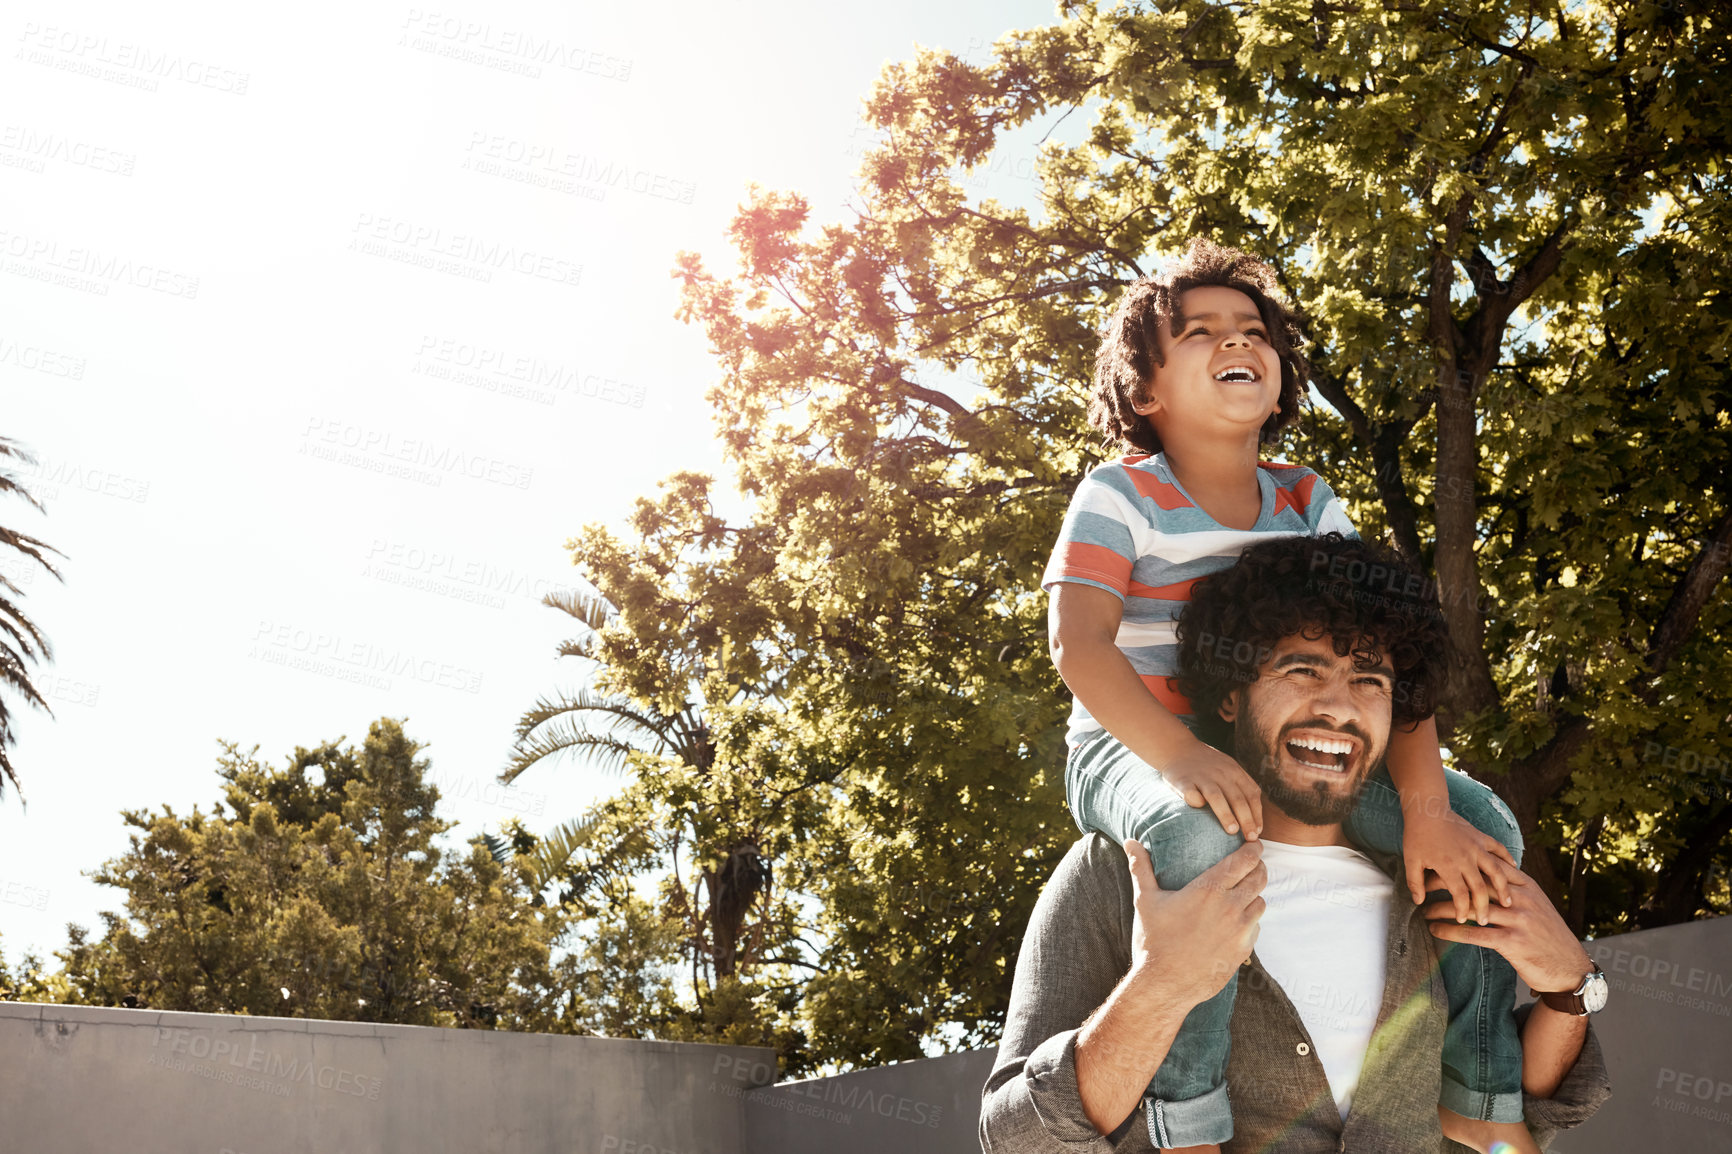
[1037,834,1134,918]
[1055,831,1131,883]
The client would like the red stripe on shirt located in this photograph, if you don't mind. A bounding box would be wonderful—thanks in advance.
[1272,471,1319,518]
[1124,469,1194,510]
[1051,542,1133,595]
[1141,674,1194,715]
[1128,576,1202,602]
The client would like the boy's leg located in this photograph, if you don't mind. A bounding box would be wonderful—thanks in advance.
[1067,729,1245,1147]
[1345,766,1527,1123]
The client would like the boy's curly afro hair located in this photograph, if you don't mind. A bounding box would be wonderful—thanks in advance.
[1089,237,1309,455]
[1174,533,1450,751]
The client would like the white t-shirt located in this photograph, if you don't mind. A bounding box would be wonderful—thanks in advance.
[1253,840,1394,1119]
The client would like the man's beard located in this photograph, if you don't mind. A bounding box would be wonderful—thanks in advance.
[1231,714,1378,826]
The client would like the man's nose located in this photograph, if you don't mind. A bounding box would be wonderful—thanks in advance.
[1308,669,1358,721]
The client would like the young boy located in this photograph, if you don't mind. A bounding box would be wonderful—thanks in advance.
[1044,238,1535,1153]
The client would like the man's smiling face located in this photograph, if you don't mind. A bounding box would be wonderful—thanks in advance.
[1219,629,1395,826]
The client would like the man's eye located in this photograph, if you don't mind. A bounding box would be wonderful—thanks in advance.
[1356,678,1391,691]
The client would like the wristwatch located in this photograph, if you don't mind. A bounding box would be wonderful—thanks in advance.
[1532,962,1608,1015]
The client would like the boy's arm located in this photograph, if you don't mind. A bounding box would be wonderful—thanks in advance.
[1387,719,1516,921]
[1049,582,1262,838]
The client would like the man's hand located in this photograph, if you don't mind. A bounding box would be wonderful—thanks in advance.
[1075,841,1266,1137]
[1423,869,1591,995]
[1160,744,1264,839]
[1402,806,1518,924]
[1127,838,1266,1006]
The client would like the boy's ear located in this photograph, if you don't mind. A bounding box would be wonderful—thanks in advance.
[1131,382,1161,417]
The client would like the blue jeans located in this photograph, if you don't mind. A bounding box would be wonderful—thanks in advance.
[1066,727,1527,1146]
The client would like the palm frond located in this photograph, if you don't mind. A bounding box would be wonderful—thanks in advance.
[0,436,60,799]
[518,815,604,894]
[507,689,672,764]
[502,724,640,784]
[541,588,615,633]
[0,438,49,518]
[512,689,668,739]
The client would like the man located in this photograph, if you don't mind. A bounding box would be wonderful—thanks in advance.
[980,535,1611,1152]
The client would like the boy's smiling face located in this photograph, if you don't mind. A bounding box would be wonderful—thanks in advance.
[1130,285,1284,442]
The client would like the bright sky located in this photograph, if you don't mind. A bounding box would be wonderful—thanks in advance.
[0,0,1057,964]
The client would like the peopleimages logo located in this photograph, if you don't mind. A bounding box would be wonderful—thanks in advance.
[250,619,485,696]
[149,1028,382,1101]
[348,212,582,289]
[0,229,199,298]
[0,124,135,175]
[300,417,534,490]
[412,336,646,409]
[0,333,86,379]
[398,9,632,81]
[15,22,251,94]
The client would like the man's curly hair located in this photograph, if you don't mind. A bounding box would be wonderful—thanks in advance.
[1175,533,1449,750]
[1089,237,1309,455]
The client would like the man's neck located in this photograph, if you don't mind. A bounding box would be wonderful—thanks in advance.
[1260,805,1352,848]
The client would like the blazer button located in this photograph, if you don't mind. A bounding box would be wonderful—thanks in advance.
[1296,1042,1311,1056]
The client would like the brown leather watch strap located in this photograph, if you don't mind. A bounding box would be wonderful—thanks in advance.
[1531,962,1604,1015]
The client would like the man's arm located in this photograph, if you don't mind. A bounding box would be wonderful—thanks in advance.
[979,836,1264,1153]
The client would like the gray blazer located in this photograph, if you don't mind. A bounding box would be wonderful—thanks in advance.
[979,834,1612,1153]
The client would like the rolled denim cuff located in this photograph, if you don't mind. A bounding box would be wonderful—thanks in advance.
[1439,1073,1525,1124]
[1143,1079,1233,1148]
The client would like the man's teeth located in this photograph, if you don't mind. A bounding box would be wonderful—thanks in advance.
[1291,737,1353,755]
[1213,368,1257,381]
[1287,736,1352,771]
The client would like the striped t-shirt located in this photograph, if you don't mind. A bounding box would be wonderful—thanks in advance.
[1042,452,1358,742]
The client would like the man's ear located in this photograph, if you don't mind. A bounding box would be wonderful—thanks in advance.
[1218,687,1241,724]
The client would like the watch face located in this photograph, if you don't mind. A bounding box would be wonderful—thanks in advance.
[1582,972,1609,1013]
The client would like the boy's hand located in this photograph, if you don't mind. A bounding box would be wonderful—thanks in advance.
[1402,806,1518,924]
[1162,744,1263,839]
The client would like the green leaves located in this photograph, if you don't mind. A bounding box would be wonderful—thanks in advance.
[24,719,564,1032]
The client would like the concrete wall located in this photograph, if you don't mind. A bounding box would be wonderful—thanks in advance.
[742,1047,996,1154]
[1556,916,1732,1151]
[0,1002,775,1154]
[2,915,1725,1153]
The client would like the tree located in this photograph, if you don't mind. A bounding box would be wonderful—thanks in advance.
[559,0,1732,1069]
[500,582,810,1059]
[13,718,563,1031]
[0,436,64,798]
